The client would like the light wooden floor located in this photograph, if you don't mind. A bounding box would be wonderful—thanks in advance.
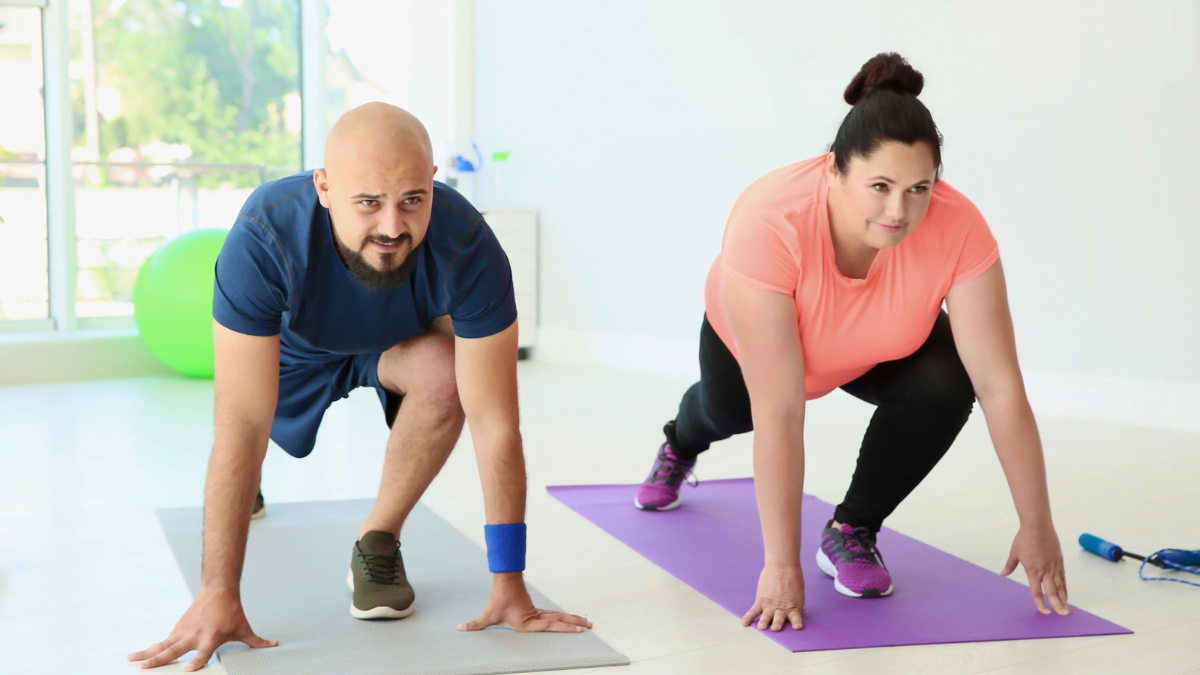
[1,363,1198,674]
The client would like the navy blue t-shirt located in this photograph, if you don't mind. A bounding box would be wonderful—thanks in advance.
[212,172,516,364]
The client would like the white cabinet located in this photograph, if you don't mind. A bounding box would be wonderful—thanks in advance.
[481,208,537,349]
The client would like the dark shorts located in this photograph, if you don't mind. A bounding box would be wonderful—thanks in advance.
[270,353,401,458]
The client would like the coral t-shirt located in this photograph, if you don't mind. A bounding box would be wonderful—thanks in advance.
[704,155,1000,399]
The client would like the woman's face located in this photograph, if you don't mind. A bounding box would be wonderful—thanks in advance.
[828,141,938,250]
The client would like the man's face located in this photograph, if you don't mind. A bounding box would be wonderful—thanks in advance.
[313,153,437,290]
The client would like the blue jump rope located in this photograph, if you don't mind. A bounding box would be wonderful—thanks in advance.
[1079,534,1200,587]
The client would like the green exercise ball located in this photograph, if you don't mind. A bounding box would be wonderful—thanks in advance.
[133,228,229,378]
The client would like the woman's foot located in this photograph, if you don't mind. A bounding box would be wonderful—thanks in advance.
[816,520,893,598]
[634,442,697,511]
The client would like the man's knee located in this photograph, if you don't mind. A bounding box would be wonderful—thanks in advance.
[379,328,462,418]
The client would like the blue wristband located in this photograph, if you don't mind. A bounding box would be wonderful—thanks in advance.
[484,523,527,573]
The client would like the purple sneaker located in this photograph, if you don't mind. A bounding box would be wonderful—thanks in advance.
[816,520,893,598]
[634,443,696,511]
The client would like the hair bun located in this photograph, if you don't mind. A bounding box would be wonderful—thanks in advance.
[843,53,924,105]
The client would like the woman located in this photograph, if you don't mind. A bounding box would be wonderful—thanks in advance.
[635,53,1070,631]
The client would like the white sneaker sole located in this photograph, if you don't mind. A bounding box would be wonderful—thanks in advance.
[633,495,681,511]
[250,506,266,520]
[346,569,416,620]
[816,548,893,598]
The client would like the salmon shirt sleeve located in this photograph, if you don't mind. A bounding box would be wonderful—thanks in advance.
[719,202,799,297]
[949,198,1000,288]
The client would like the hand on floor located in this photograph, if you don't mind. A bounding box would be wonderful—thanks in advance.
[127,589,277,671]
[1002,522,1070,616]
[742,563,805,631]
[456,573,593,633]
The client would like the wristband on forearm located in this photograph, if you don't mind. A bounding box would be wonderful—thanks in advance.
[484,523,527,573]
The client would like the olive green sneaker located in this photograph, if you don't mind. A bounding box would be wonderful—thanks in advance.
[250,489,265,520]
[346,530,415,620]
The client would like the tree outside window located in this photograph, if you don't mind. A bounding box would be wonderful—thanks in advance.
[71,0,302,318]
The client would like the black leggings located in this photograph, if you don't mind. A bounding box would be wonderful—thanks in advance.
[668,311,975,535]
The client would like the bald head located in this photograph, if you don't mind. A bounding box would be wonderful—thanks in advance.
[324,102,433,176]
[314,103,438,289]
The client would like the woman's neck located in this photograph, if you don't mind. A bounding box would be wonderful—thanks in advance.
[827,193,878,280]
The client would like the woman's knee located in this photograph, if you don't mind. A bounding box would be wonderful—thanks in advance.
[903,359,975,418]
[700,384,754,436]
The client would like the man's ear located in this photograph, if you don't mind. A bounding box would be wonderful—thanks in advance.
[313,169,332,208]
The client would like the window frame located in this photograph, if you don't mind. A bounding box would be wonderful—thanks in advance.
[0,0,321,335]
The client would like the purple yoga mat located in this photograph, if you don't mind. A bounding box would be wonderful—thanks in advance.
[548,478,1130,652]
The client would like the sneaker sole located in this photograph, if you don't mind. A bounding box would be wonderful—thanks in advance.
[633,495,681,511]
[250,507,266,520]
[346,570,416,620]
[815,548,893,598]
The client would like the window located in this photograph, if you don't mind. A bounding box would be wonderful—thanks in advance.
[69,0,302,319]
[0,0,465,337]
[325,0,455,171]
[0,3,48,323]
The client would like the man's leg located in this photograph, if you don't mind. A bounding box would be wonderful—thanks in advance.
[360,316,465,538]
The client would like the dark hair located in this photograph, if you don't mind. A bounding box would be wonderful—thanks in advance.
[831,53,942,177]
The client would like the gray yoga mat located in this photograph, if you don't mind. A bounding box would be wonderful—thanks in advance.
[157,499,629,675]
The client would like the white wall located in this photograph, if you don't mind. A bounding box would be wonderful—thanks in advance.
[474,0,1200,396]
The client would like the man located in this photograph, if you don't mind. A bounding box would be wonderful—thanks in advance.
[130,103,590,672]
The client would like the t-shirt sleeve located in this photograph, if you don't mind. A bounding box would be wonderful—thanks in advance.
[719,201,799,296]
[442,220,518,339]
[949,198,1001,287]
[212,219,291,336]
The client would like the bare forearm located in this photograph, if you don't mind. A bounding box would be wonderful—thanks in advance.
[200,430,269,593]
[980,391,1052,527]
[753,410,806,567]
[474,426,527,525]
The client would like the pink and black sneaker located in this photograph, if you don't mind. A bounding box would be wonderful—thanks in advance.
[634,442,697,511]
[816,520,893,598]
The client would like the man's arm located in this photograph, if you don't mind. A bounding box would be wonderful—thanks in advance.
[946,260,1069,615]
[452,322,591,633]
[455,322,525,526]
[721,274,808,632]
[203,321,280,592]
[128,321,281,670]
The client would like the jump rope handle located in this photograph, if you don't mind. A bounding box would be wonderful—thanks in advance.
[1079,533,1124,562]
[1157,550,1200,567]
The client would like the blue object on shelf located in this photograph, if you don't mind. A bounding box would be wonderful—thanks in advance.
[454,143,483,173]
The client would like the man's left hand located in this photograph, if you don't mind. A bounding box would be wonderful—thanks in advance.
[456,574,592,633]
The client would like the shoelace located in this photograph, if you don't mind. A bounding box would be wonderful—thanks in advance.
[359,550,402,585]
[841,526,888,570]
[650,448,697,487]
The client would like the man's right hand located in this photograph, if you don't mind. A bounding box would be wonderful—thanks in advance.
[127,589,277,671]
[740,563,805,632]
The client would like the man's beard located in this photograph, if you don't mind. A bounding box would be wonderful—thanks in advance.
[332,229,422,291]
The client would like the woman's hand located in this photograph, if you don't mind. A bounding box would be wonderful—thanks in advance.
[1002,521,1070,615]
[741,563,805,631]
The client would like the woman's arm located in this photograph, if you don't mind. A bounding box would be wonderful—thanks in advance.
[721,273,808,631]
[945,259,1070,615]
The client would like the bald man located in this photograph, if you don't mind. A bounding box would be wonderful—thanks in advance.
[130,104,589,672]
